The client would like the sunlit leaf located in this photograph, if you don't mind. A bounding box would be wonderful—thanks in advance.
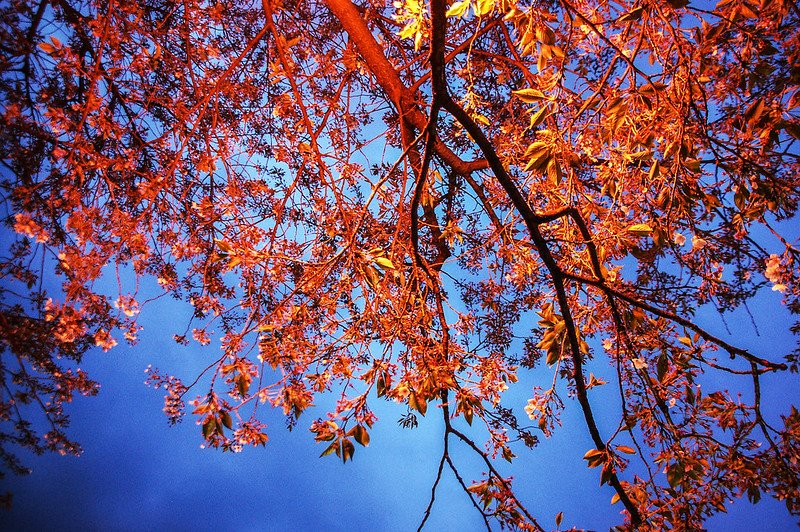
[583,448,607,468]
[513,88,548,103]
[353,425,370,446]
[627,223,653,236]
[38,42,57,54]
[446,0,470,17]
[529,105,551,129]
[374,256,396,270]
[409,392,427,416]
[320,441,338,458]
[341,438,355,462]
[475,0,495,16]
[536,26,555,45]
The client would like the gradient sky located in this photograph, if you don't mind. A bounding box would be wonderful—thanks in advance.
[3,263,799,532]
[3,0,799,529]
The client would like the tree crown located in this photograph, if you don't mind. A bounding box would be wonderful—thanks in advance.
[1,0,799,527]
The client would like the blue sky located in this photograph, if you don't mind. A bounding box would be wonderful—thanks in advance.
[3,0,799,528]
[3,275,799,531]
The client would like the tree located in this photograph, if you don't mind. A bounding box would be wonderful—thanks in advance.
[1,0,799,526]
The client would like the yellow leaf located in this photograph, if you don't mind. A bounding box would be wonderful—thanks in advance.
[502,445,514,462]
[546,158,562,185]
[523,141,549,158]
[627,149,653,162]
[616,445,636,454]
[475,0,495,16]
[399,21,417,40]
[320,441,338,457]
[214,238,232,253]
[513,88,547,103]
[524,146,551,172]
[364,265,381,289]
[536,26,555,45]
[648,160,660,181]
[463,405,473,425]
[639,82,668,95]
[607,98,628,132]
[739,3,758,17]
[627,223,653,236]
[446,0,470,17]
[374,256,396,270]
[663,140,681,160]
[537,50,548,72]
[529,105,550,129]
[683,159,702,173]
[409,392,427,415]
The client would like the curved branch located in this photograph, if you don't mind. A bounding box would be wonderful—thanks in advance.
[322,0,487,176]
[417,426,448,531]
[441,94,644,525]
[561,269,787,371]
[448,426,544,531]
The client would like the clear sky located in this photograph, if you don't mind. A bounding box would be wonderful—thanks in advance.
[3,0,799,529]
[3,273,799,531]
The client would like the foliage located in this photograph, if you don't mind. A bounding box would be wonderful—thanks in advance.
[1,0,799,527]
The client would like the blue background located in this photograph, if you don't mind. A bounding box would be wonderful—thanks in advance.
[4,281,799,531]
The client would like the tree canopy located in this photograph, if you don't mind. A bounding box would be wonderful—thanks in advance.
[1,0,799,527]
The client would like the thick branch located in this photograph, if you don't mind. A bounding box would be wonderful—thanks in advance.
[322,0,487,177]
[442,96,644,526]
